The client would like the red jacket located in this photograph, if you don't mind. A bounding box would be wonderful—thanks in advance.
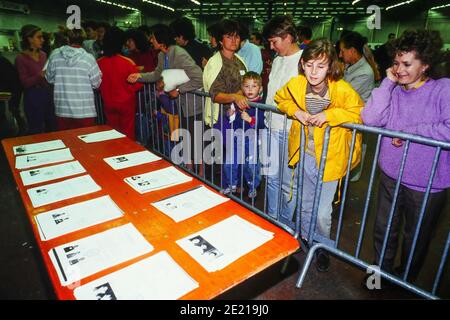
[97,54,143,107]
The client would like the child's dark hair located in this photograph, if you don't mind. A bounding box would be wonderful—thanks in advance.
[242,71,262,86]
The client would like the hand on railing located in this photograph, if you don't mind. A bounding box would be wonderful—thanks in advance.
[167,89,180,99]
[156,79,164,91]
[294,110,312,126]
[309,112,328,128]
[127,73,142,84]
[233,94,249,110]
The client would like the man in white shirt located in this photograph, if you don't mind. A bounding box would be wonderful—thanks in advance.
[262,15,303,221]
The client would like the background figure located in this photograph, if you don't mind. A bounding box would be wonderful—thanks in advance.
[339,31,376,182]
[97,27,142,139]
[170,17,212,69]
[374,33,396,79]
[250,32,264,48]
[127,23,203,170]
[15,24,56,134]
[0,53,25,135]
[45,28,102,130]
[362,29,450,282]
[125,28,157,72]
[297,25,312,50]
[262,15,303,221]
[237,22,263,74]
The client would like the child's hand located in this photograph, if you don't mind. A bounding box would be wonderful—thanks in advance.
[241,111,251,123]
[294,110,311,126]
[227,108,235,118]
[309,112,327,128]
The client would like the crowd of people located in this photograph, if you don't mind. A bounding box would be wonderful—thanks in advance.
[0,14,448,284]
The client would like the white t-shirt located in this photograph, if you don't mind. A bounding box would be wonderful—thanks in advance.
[265,49,303,131]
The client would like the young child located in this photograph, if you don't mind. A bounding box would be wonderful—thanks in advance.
[222,71,265,198]
[274,38,364,272]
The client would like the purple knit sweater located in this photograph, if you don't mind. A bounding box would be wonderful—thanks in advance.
[361,77,450,192]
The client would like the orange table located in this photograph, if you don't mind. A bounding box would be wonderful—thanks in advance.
[1,125,299,299]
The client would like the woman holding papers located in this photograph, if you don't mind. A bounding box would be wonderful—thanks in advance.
[127,24,203,171]
[15,24,56,134]
[97,27,143,139]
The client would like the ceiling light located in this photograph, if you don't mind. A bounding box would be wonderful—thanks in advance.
[430,3,450,10]
[95,0,139,11]
[386,0,415,11]
[141,0,175,12]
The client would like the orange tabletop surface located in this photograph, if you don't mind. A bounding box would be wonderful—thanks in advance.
[1,125,299,300]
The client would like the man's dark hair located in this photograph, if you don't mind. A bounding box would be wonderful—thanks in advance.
[169,17,196,41]
[67,28,86,46]
[96,22,110,31]
[103,26,125,57]
[340,31,367,56]
[297,25,312,40]
[207,23,220,40]
[251,32,263,43]
[137,25,151,38]
[125,29,150,52]
[151,24,176,47]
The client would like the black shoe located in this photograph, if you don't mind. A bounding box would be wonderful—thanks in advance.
[315,249,330,272]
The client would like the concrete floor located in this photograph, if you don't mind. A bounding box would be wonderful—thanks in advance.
[0,117,448,300]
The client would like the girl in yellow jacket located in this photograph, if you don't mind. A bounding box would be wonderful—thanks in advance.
[274,38,363,272]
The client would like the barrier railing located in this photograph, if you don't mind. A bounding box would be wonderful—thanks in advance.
[94,83,449,299]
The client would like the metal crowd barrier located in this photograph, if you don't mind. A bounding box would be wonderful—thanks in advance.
[94,83,449,299]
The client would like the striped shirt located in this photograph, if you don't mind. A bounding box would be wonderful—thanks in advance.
[305,83,331,156]
[45,46,102,118]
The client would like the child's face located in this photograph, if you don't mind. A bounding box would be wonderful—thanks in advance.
[301,55,330,88]
[242,79,261,100]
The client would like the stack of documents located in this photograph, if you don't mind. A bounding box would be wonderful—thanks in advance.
[176,215,274,272]
[78,130,126,143]
[34,196,124,241]
[48,223,154,286]
[15,148,74,170]
[20,161,86,186]
[27,175,101,208]
[103,150,161,170]
[74,251,198,300]
[124,166,192,194]
[13,140,66,155]
[151,186,229,222]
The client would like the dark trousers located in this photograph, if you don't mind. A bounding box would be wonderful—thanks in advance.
[374,171,447,281]
[24,87,56,134]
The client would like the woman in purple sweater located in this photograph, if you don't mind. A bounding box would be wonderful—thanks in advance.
[361,30,450,281]
[15,24,56,134]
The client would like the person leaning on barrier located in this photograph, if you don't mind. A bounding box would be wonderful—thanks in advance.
[275,38,364,273]
[361,29,450,282]
[127,24,203,170]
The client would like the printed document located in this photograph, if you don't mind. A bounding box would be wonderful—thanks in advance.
[20,161,86,186]
[13,140,66,155]
[49,223,153,286]
[104,150,161,170]
[78,130,126,143]
[15,148,74,170]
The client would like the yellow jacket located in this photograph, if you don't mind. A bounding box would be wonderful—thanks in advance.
[275,75,364,182]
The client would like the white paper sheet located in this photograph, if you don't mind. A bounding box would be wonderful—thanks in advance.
[19,161,86,186]
[103,150,161,170]
[78,130,126,143]
[35,196,124,241]
[152,186,229,222]
[15,148,74,170]
[176,215,274,272]
[48,223,154,286]
[124,166,192,194]
[73,251,198,300]
[13,139,66,155]
[27,175,101,208]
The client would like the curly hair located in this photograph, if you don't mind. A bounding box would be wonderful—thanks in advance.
[389,29,444,78]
